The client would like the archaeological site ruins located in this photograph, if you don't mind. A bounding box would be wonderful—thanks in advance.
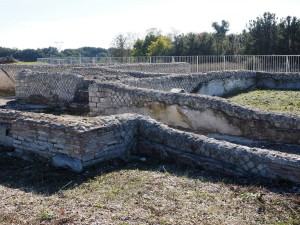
[0,62,299,183]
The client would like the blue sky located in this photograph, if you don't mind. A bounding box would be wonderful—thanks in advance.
[1,0,299,50]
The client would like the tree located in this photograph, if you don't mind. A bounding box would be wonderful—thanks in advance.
[183,33,199,55]
[14,49,44,62]
[246,12,280,54]
[147,36,172,56]
[0,47,18,58]
[212,20,230,54]
[197,32,217,55]
[279,16,300,54]
[132,31,160,56]
[224,34,245,55]
[172,34,185,56]
[109,34,131,57]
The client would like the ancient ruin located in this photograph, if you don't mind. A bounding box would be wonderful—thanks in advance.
[0,63,299,183]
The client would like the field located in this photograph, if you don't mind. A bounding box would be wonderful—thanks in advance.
[0,150,299,225]
[228,90,300,115]
[13,61,46,65]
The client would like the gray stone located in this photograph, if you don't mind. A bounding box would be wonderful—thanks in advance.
[52,155,83,173]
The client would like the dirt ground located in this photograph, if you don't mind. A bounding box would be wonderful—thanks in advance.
[0,149,299,225]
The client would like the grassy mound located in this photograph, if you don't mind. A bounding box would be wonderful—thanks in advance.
[228,90,300,115]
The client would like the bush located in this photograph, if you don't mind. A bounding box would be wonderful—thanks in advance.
[0,56,18,64]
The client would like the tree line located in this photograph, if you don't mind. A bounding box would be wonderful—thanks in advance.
[0,12,299,62]
[111,12,300,57]
[0,47,107,62]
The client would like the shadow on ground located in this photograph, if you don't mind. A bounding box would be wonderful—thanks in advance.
[0,146,299,196]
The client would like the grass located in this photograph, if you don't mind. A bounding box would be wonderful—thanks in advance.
[0,149,299,225]
[228,90,300,115]
[36,210,55,221]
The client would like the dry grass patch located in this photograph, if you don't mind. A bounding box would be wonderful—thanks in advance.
[0,149,299,225]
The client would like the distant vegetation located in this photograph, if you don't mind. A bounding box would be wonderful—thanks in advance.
[0,56,18,64]
[0,47,107,62]
[0,12,299,62]
[111,12,300,57]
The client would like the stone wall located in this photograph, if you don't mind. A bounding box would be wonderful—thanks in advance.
[195,71,256,96]
[0,109,299,183]
[257,72,300,90]
[15,70,85,105]
[123,74,205,92]
[0,63,190,92]
[0,64,86,81]
[106,62,191,74]
[0,69,14,93]
[0,110,15,147]
[9,111,137,172]
[123,70,300,96]
[136,117,300,183]
[0,62,190,81]
[69,67,170,81]
[124,70,257,94]
[89,81,300,144]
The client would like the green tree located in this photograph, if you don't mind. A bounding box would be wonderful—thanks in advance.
[246,12,280,54]
[14,49,44,62]
[182,33,199,55]
[279,16,300,54]
[212,20,230,54]
[132,31,160,56]
[147,36,172,56]
[172,34,185,56]
[224,34,245,55]
[197,32,217,55]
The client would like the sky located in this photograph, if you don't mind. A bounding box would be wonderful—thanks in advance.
[0,0,299,50]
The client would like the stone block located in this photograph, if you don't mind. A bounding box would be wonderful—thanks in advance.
[52,155,83,173]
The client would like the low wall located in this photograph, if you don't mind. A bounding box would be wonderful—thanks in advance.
[70,67,170,82]
[0,64,100,80]
[9,111,137,171]
[136,117,300,183]
[257,72,300,90]
[0,109,299,183]
[124,70,257,94]
[89,82,300,144]
[124,74,205,92]
[0,63,190,81]
[123,70,300,97]
[106,62,191,74]
[195,71,256,96]
[15,71,85,104]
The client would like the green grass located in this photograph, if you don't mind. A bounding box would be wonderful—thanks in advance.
[36,210,55,221]
[0,150,299,225]
[228,90,300,115]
